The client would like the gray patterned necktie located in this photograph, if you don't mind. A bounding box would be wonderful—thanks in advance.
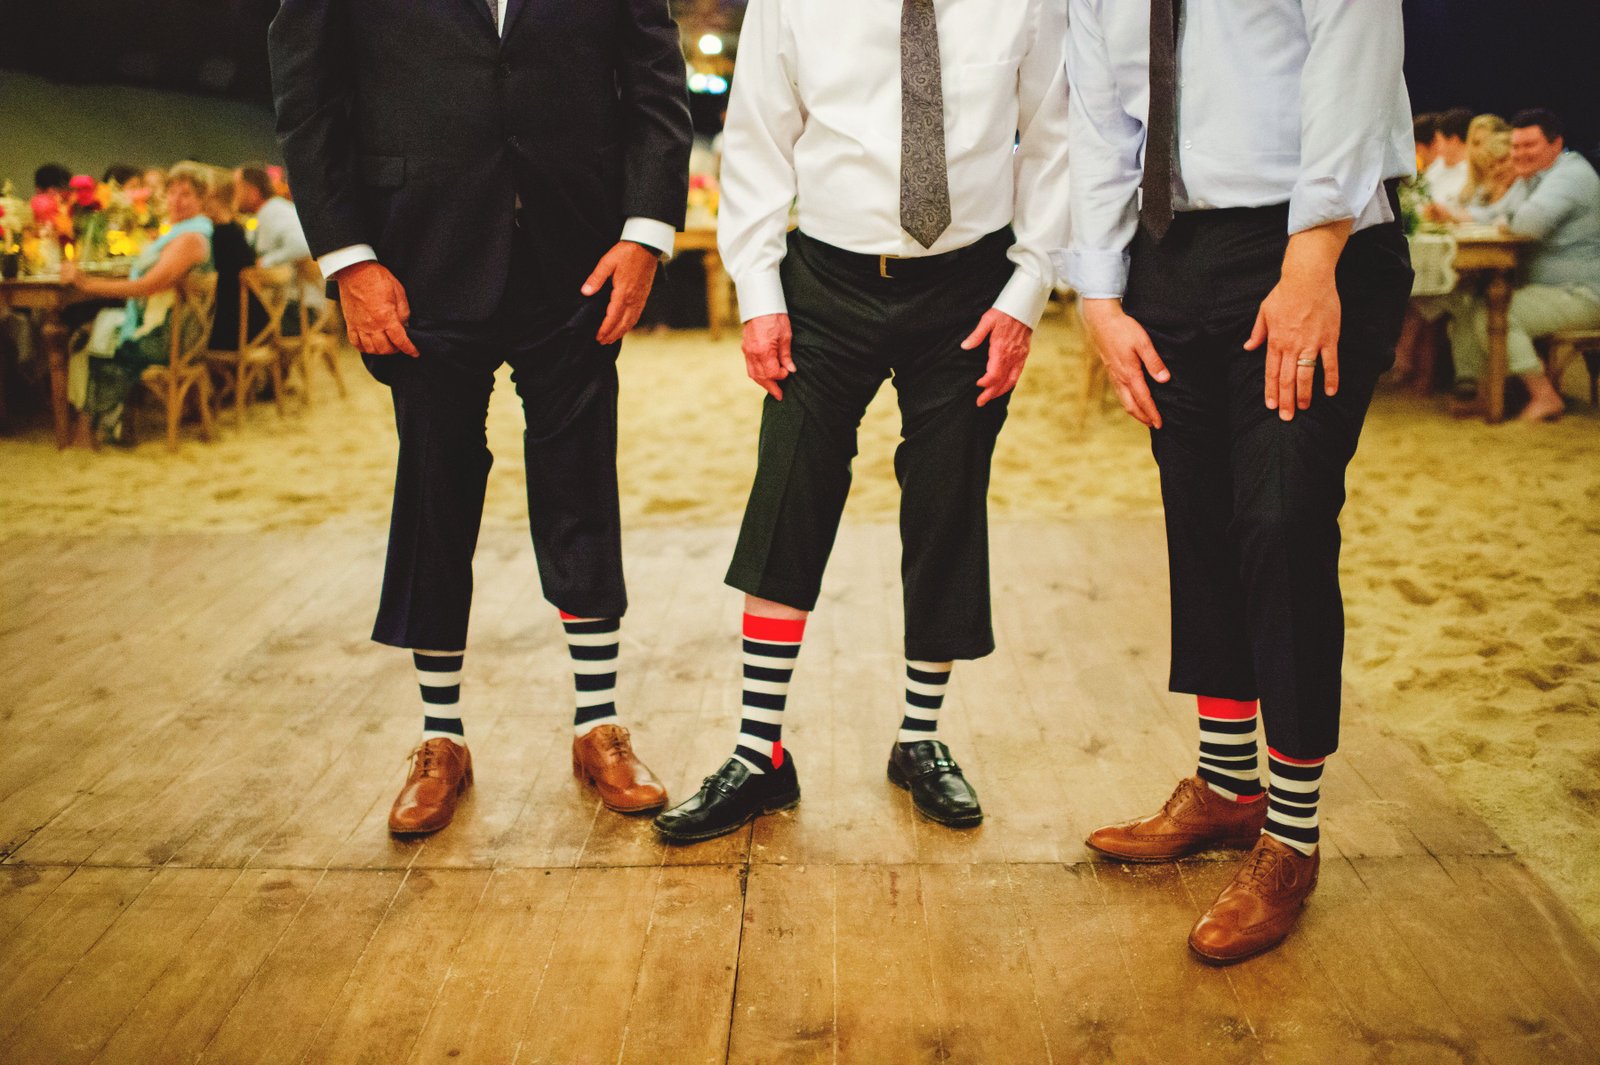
[900,0,952,249]
[485,0,499,31]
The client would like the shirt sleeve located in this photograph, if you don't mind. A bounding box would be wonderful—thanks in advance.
[1288,0,1407,235]
[1506,163,1578,241]
[716,0,805,321]
[317,243,377,278]
[622,216,677,259]
[1063,0,1144,299]
[994,0,1072,328]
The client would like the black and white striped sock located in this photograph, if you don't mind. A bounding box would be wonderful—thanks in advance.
[1196,696,1265,802]
[562,613,621,737]
[897,660,952,744]
[1264,749,1325,855]
[732,613,806,774]
[414,650,465,742]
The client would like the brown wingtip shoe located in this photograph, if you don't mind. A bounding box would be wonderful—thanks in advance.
[573,724,667,814]
[1085,776,1267,863]
[1189,834,1320,965]
[389,737,472,836]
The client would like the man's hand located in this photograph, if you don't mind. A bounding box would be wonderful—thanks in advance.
[334,261,418,357]
[582,241,660,344]
[1081,298,1170,428]
[965,308,1034,407]
[742,313,796,400]
[1244,220,1350,420]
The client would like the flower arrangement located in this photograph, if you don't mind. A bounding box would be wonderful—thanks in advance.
[686,172,719,229]
[1398,173,1431,236]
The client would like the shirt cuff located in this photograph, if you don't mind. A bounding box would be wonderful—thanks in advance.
[1065,249,1130,301]
[992,267,1052,330]
[1287,178,1358,236]
[734,269,788,322]
[621,217,677,262]
[317,243,377,280]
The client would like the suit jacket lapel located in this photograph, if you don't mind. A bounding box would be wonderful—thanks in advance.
[459,0,495,34]
[501,0,530,37]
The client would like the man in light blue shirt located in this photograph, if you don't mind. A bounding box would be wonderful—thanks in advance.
[1066,0,1414,965]
[1449,108,1600,421]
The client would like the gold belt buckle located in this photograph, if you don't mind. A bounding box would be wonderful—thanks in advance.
[879,254,897,279]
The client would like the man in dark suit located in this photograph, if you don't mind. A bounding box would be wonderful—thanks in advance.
[269,0,692,835]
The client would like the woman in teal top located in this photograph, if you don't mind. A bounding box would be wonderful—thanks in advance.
[61,161,215,445]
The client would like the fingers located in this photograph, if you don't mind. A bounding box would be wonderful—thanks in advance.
[1295,351,1317,411]
[1322,343,1340,397]
[581,252,617,298]
[596,291,628,345]
[1243,308,1267,352]
[385,323,419,358]
[392,278,411,323]
[1135,335,1171,384]
[1276,344,1298,420]
[961,313,995,351]
[1263,344,1280,411]
[778,329,796,375]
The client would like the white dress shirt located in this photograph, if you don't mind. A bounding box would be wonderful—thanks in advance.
[1063,0,1414,299]
[718,0,1072,328]
[316,0,676,281]
[1424,156,1469,208]
[252,196,312,268]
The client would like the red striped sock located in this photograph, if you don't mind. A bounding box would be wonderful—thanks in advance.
[733,613,806,773]
[1196,696,1264,802]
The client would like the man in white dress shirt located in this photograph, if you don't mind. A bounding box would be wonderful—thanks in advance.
[654,0,1071,843]
[1066,0,1414,963]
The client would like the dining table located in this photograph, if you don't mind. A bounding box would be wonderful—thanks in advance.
[0,263,130,447]
[1445,227,1536,423]
[675,228,732,340]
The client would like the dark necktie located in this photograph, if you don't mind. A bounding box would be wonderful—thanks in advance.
[1140,0,1179,240]
[900,0,953,249]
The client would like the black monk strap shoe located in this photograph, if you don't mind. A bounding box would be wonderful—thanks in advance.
[887,740,983,828]
[653,753,801,844]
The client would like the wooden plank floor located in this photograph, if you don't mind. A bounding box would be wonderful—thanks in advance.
[3,520,1598,1064]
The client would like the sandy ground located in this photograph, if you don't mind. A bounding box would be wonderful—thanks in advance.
[4,308,1599,937]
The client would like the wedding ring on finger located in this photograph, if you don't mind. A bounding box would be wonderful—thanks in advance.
[1296,354,1319,367]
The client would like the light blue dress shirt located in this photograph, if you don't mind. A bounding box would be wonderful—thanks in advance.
[1479,153,1600,300]
[1063,0,1415,299]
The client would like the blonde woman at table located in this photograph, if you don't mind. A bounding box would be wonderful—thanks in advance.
[1424,115,1514,223]
[60,161,214,445]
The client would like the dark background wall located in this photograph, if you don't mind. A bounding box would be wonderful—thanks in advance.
[1,0,1596,185]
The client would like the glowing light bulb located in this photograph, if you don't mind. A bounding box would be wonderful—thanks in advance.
[698,34,723,56]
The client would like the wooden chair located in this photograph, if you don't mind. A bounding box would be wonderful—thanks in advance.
[289,258,348,403]
[139,272,218,451]
[1544,329,1600,407]
[209,264,293,424]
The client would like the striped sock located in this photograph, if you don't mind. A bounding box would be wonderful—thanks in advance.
[562,613,621,737]
[898,660,952,744]
[415,650,465,742]
[732,613,806,775]
[1265,749,1325,855]
[1196,696,1264,802]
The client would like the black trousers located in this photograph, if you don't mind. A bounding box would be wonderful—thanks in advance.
[1123,203,1413,759]
[365,238,625,650]
[725,228,1015,661]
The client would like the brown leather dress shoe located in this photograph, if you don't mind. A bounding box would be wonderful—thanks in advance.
[1189,835,1320,965]
[572,724,667,814]
[388,738,472,836]
[1085,776,1266,862]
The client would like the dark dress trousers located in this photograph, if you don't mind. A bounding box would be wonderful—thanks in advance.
[725,229,1016,662]
[1122,196,1414,760]
[268,0,691,649]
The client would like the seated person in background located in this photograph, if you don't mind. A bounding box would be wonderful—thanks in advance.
[1425,115,1515,222]
[59,161,215,445]
[236,163,310,267]
[102,163,143,188]
[204,167,262,351]
[1425,107,1473,207]
[1448,109,1600,421]
[1414,113,1438,173]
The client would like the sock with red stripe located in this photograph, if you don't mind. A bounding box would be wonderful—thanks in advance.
[562,612,621,737]
[732,613,806,775]
[1265,749,1324,855]
[1196,696,1264,802]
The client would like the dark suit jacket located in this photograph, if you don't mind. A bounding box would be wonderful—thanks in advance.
[268,0,692,321]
